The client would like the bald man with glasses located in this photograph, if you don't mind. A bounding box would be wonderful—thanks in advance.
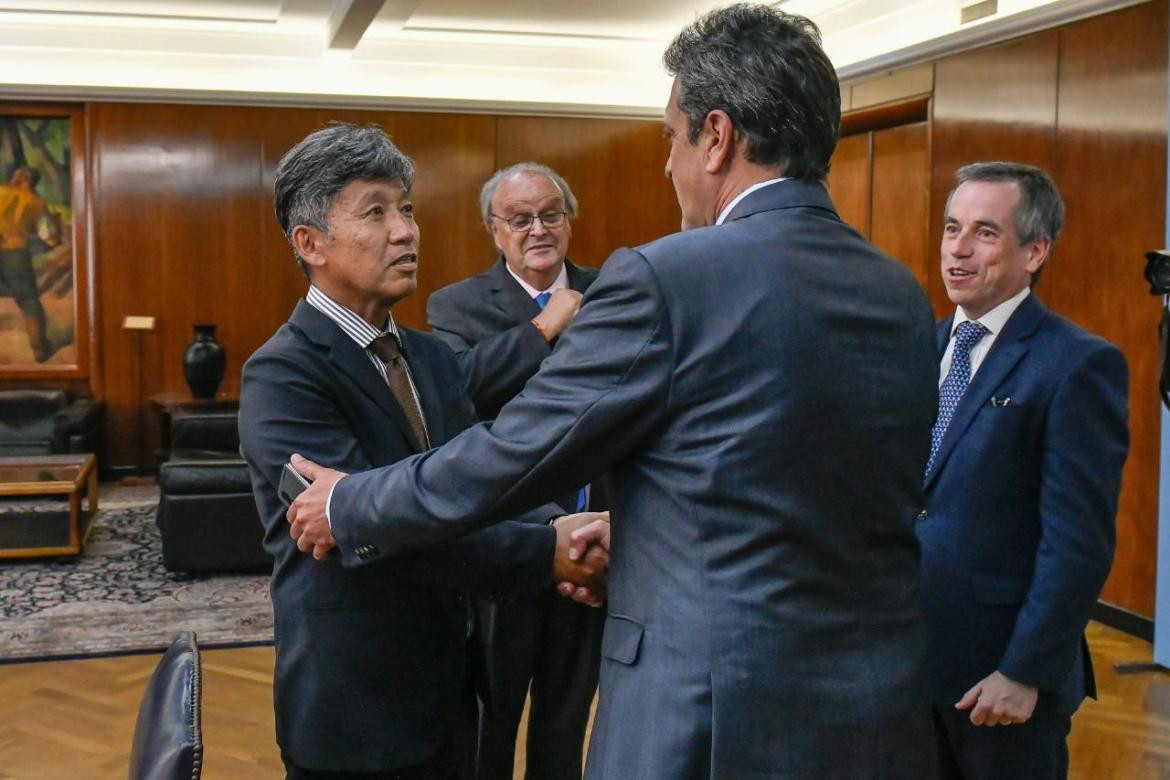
[426,162,607,780]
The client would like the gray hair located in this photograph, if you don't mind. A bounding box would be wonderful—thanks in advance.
[663,3,840,181]
[273,122,415,273]
[949,162,1065,248]
[479,162,578,229]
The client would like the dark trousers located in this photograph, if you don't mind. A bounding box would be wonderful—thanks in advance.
[474,587,605,780]
[285,757,458,780]
[931,697,1072,780]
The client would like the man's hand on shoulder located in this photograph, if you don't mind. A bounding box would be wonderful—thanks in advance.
[551,511,610,606]
[286,453,347,560]
[955,670,1039,726]
[532,288,583,342]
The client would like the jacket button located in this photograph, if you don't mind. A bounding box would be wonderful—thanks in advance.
[916,510,927,521]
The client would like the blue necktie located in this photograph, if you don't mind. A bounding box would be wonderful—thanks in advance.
[533,290,587,511]
[926,320,989,475]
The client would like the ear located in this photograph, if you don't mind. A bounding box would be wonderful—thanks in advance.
[1025,237,1050,275]
[702,109,737,174]
[291,224,329,271]
[488,221,505,254]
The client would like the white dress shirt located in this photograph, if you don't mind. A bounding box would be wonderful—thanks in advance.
[938,286,1031,385]
[505,261,569,299]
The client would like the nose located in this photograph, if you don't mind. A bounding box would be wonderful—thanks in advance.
[387,211,415,244]
[664,156,672,181]
[529,216,548,237]
[944,230,971,258]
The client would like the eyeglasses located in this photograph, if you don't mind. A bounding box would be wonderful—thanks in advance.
[490,210,567,232]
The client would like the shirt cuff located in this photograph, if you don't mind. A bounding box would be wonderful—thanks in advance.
[325,478,339,530]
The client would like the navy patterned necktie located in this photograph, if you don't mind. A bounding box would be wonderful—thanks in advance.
[926,320,989,475]
[535,291,552,309]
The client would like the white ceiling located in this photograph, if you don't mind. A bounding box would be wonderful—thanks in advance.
[0,0,1142,116]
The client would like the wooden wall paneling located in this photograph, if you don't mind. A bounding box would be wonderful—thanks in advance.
[870,122,931,284]
[826,132,872,237]
[1049,0,1168,616]
[91,103,268,469]
[494,116,681,274]
[930,30,1059,315]
[344,110,498,330]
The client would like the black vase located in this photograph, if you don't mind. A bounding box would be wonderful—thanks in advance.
[183,324,226,399]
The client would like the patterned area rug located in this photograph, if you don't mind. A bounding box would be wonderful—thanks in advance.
[0,496,272,663]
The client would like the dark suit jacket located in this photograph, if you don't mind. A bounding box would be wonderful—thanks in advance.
[238,299,558,773]
[427,257,600,421]
[327,180,942,777]
[918,294,1129,710]
[428,256,607,513]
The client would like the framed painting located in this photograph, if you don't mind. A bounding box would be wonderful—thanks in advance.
[0,104,89,378]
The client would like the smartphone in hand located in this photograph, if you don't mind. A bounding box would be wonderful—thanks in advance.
[278,462,311,506]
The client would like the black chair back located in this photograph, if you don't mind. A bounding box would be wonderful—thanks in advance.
[128,631,203,780]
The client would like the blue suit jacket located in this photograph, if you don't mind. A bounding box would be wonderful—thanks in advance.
[917,294,1128,710]
[238,300,557,773]
[329,180,941,777]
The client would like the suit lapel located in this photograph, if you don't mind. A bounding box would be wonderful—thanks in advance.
[925,296,1046,487]
[289,300,424,453]
[488,257,540,320]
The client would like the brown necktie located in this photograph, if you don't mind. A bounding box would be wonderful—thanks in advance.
[369,334,430,451]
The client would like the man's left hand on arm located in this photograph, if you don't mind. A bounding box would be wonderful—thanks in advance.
[286,453,348,560]
[955,670,1039,726]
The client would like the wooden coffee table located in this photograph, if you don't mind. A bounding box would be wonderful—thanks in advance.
[0,454,98,559]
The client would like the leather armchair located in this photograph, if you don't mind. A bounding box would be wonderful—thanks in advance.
[156,411,270,573]
[0,388,105,456]
[128,631,203,780]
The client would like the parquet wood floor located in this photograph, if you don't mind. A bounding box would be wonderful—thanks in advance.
[0,622,1166,779]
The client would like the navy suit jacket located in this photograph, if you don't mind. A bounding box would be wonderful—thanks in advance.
[427,256,600,421]
[326,180,941,777]
[917,294,1128,710]
[238,300,557,773]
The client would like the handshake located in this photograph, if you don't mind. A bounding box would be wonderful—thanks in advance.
[551,512,610,608]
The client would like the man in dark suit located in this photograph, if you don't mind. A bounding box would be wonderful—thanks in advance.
[918,162,1129,778]
[238,123,606,779]
[289,6,940,777]
[427,163,604,780]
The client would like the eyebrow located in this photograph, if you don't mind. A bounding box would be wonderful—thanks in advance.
[944,216,1002,232]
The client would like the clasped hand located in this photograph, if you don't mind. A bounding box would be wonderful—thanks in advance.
[285,454,611,607]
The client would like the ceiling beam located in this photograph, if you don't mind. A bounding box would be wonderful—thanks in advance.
[326,0,386,51]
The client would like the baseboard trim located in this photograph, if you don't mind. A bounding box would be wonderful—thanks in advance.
[1091,600,1154,642]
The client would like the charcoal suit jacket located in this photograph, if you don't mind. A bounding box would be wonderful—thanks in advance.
[326,179,941,777]
[239,299,558,774]
[427,256,600,421]
[917,295,1129,711]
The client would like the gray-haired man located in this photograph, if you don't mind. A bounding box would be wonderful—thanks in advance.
[427,163,605,780]
[239,124,605,779]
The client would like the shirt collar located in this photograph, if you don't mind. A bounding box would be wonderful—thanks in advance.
[715,177,790,226]
[306,285,399,349]
[951,286,1031,339]
[504,260,569,299]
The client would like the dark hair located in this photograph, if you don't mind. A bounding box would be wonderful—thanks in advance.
[479,162,578,229]
[273,122,415,273]
[663,3,840,180]
[949,162,1065,247]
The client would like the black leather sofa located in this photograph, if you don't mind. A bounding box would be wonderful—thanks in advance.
[0,388,105,456]
[156,411,270,573]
